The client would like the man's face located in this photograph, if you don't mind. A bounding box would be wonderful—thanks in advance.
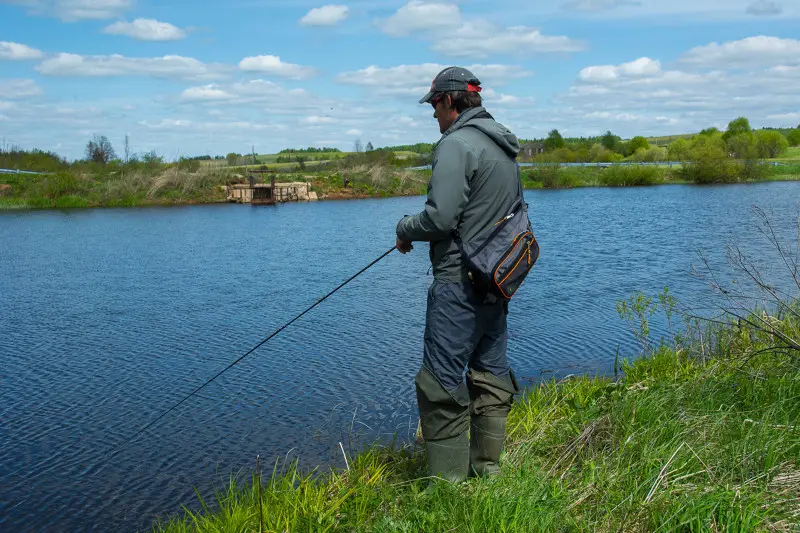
[431,94,457,134]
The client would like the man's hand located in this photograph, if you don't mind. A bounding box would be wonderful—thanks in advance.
[396,237,413,254]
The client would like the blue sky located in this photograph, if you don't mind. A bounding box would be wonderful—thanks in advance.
[1,0,799,161]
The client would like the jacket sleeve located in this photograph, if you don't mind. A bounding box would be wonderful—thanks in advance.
[396,137,475,242]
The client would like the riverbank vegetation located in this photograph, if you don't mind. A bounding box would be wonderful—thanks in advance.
[2,117,800,210]
[152,210,800,532]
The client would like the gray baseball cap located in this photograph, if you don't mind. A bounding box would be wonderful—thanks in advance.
[419,66,482,104]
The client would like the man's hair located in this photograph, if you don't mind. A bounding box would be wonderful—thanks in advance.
[441,90,482,113]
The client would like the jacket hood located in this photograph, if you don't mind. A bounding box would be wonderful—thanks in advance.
[443,106,520,159]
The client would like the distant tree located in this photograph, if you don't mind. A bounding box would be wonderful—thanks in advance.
[354,139,363,153]
[85,135,116,164]
[601,130,621,152]
[588,143,621,163]
[786,128,800,147]
[295,155,306,170]
[667,139,692,161]
[142,150,163,165]
[365,142,374,152]
[723,117,752,141]
[543,129,565,151]
[628,136,650,154]
[756,130,789,158]
[226,152,240,166]
[726,133,758,159]
[698,127,720,136]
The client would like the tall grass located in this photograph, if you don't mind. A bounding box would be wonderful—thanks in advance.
[522,165,666,189]
[598,165,665,186]
[152,301,800,532]
[0,166,233,209]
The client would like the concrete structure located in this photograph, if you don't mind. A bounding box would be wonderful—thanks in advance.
[226,181,316,205]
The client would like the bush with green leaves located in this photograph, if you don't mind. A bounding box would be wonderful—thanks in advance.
[666,139,692,161]
[787,128,800,147]
[0,148,70,173]
[755,130,790,158]
[599,165,664,186]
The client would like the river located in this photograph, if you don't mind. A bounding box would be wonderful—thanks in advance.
[1,182,799,532]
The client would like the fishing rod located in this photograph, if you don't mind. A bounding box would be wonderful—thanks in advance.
[110,245,397,456]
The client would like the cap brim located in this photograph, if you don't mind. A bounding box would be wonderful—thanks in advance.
[418,90,435,104]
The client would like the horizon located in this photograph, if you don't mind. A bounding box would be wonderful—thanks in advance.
[1,1,799,161]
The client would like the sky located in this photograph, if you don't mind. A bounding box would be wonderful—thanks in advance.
[1,0,799,161]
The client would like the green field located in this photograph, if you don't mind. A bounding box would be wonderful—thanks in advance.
[774,146,800,162]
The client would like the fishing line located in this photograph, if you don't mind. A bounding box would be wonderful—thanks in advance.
[110,245,397,456]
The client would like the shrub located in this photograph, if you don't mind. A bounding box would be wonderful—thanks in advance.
[679,158,741,184]
[177,157,201,173]
[599,165,663,186]
[631,146,667,162]
[0,149,70,173]
[667,139,692,161]
[755,130,789,158]
[40,171,86,198]
[787,128,800,147]
[525,165,561,188]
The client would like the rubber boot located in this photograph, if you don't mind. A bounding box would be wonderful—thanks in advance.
[466,369,521,478]
[415,365,470,483]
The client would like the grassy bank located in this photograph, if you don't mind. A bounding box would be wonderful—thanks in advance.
[3,156,800,211]
[520,161,800,190]
[152,294,800,532]
[0,161,430,210]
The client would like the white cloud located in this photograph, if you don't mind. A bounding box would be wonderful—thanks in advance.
[680,36,800,68]
[0,78,43,98]
[103,18,187,41]
[480,88,534,106]
[178,79,347,121]
[181,79,296,103]
[345,128,361,135]
[377,1,460,36]
[36,53,228,80]
[440,22,585,57]
[239,55,317,79]
[1,0,132,21]
[558,35,800,138]
[431,21,583,58]
[181,85,234,101]
[302,115,335,124]
[561,0,641,12]
[0,41,44,60]
[579,57,661,82]
[139,118,192,129]
[300,4,349,26]
[766,112,800,122]
[335,62,533,98]
[746,0,783,16]
[377,2,583,58]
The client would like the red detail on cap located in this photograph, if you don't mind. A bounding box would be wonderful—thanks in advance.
[467,83,482,92]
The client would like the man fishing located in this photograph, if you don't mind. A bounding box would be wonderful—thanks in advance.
[395,66,523,482]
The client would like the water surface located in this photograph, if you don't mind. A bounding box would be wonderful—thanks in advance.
[1,182,799,532]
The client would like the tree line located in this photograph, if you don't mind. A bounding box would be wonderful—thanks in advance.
[527,117,798,164]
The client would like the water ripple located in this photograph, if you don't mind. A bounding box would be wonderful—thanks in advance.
[1,183,799,531]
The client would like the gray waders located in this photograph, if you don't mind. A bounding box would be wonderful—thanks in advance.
[416,279,521,483]
[415,365,520,482]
